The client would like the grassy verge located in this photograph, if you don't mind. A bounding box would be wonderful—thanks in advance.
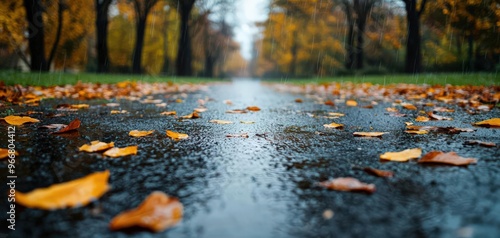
[0,71,225,86]
[266,73,500,86]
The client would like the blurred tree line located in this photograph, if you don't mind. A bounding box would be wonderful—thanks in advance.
[0,0,247,77]
[251,0,500,78]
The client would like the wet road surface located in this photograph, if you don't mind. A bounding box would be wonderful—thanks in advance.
[1,79,500,238]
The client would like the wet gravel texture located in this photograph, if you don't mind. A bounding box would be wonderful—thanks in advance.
[1,79,499,238]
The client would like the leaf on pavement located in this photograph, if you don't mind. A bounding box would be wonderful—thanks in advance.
[79,141,115,152]
[160,111,176,116]
[166,130,188,140]
[226,109,248,114]
[71,104,90,109]
[346,100,358,107]
[324,100,335,106]
[380,148,422,162]
[2,115,40,125]
[247,106,261,111]
[405,130,429,134]
[464,140,496,148]
[363,167,394,177]
[386,107,398,112]
[39,124,67,130]
[180,111,200,119]
[328,112,345,117]
[111,110,128,114]
[318,177,375,194]
[323,122,344,129]
[473,118,500,127]
[103,146,138,158]
[240,120,255,124]
[0,148,18,159]
[16,170,110,210]
[353,132,386,137]
[401,103,417,110]
[109,191,183,232]
[295,98,303,103]
[52,118,81,134]
[433,107,454,112]
[427,112,453,121]
[226,133,249,138]
[210,120,233,124]
[415,116,429,122]
[129,130,154,137]
[194,108,207,113]
[418,151,477,166]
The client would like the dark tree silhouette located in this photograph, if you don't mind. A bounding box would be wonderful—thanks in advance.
[95,0,112,73]
[176,0,196,76]
[401,0,427,74]
[131,0,159,74]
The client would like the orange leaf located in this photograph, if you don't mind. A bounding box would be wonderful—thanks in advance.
[0,148,18,159]
[166,130,189,140]
[415,116,429,122]
[210,120,233,124]
[473,118,500,127]
[109,191,183,232]
[3,115,40,125]
[160,111,177,116]
[386,107,398,112]
[380,148,422,162]
[401,103,417,110]
[247,106,261,111]
[70,104,90,109]
[323,122,344,128]
[405,130,429,134]
[295,98,303,103]
[79,141,115,152]
[180,111,200,119]
[325,100,335,106]
[346,100,358,107]
[52,118,81,134]
[418,151,477,166]
[353,132,386,137]
[129,130,154,137]
[318,177,375,194]
[363,167,394,177]
[16,170,110,210]
[103,146,138,158]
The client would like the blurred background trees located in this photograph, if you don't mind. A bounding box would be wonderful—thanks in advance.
[0,0,498,77]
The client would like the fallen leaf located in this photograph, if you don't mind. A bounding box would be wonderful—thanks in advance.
[52,118,81,134]
[389,112,407,117]
[210,120,233,124]
[240,120,255,124]
[226,133,249,138]
[346,100,358,107]
[363,167,394,177]
[386,107,398,112]
[295,98,303,103]
[103,146,138,157]
[318,177,375,194]
[325,100,335,106]
[109,191,183,232]
[3,115,40,125]
[247,106,261,111]
[79,141,115,152]
[16,170,110,210]
[433,107,454,112]
[380,148,422,162]
[39,124,67,130]
[166,130,188,140]
[464,140,496,148]
[160,111,176,116]
[473,118,500,127]
[405,130,429,134]
[353,132,386,137]
[323,122,344,129]
[405,122,414,126]
[223,99,233,105]
[415,116,430,122]
[180,111,200,119]
[401,103,417,110]
[418,151,477,166]
[0,148,18,159]
[226,109,248,114]
[328,112,345,117]
[406,125,474,134]
[129,130,154,137]
[71,104,90,109]
[194,108,207,113]
[111,110,128,114]
[155,103,167,107]
[175,99,183,103]
[427,112,453,121]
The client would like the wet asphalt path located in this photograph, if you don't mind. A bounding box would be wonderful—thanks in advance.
[1,79,500,238]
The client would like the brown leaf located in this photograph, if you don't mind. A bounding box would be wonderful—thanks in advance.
[295,98,303,103]
[2,115,40,125]
[473,118,500,127]
[247,106,261,111]
[418,151,477,166]
[325,100,335,106]
[353,132,386,137]
[0,148,18,159]
[103,146,138,158]
[160,111,176,116]
[129,130,154,137]
[405,130,429,134]
[166,130,189,140]
[52,118,81,134]
[318,177,375,194]
[427,112,453,121]
[401,103,417,110]
[109,191,183,232]
[433,107,455,112]
[180,111,200,119]
[79,141,115,152]
[380,148,422,162]
[363,167,394,177]
[464,140,496,148]
[226,133,249,138]
[16,170,110,210]
[323,122,344,129]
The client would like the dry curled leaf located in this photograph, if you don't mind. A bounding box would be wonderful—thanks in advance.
[103,146,138,158]
[160,111,176,116]
[473,118,500,127]
[427,112,453,121]
[0,148,18,159]
[3,115,40,125]
[418,151,477,166]
[180,111,200,119]
[323,122,344,129]
[166,130,189,140]
[346,100,358,107]
[353,132,386,137]
[415,116,430,122]
[79,141,115,152]
[109,191,183,232]
[363,167,394,177]
[247,106,261,111]
[16,170,110,210]
[380,148,422,162]
[318,177,375,194]
[129,130,154,137]
[52,118,81,134]
[210,120,233,124]
[464,140,496,147]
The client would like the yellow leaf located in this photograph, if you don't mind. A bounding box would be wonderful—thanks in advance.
[473,118,500,127]
[346,100,358,107]
[323,122,344,128]
[380,148,422,162]
[401,103,417,110]
[109,191,183,232]
[210,120,233,124]
[103,146,138,157]
[405,130,429,134]
[16,170,110,210]
[415,116,430,122]
[129,130,154,137]
[3,115,40,125]
[166,130,189,140]
[160,111,176,116]
[0,148,18,159]
[79,141,115,152]
[111,110,128,114]
[353,132,386,137]
[71,104,90,109]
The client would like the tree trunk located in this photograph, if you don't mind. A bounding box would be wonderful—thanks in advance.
[95,0,111,73]
[355,17,366,70]
[132,17,147,74]
[403,0,426,74]
[47,0,64,69]
[161,11,170,75]
[342,1,355,70]
[467,32,474,71]
[176,0,195,76]
[23,0,48,71]
[290,28,298,77]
